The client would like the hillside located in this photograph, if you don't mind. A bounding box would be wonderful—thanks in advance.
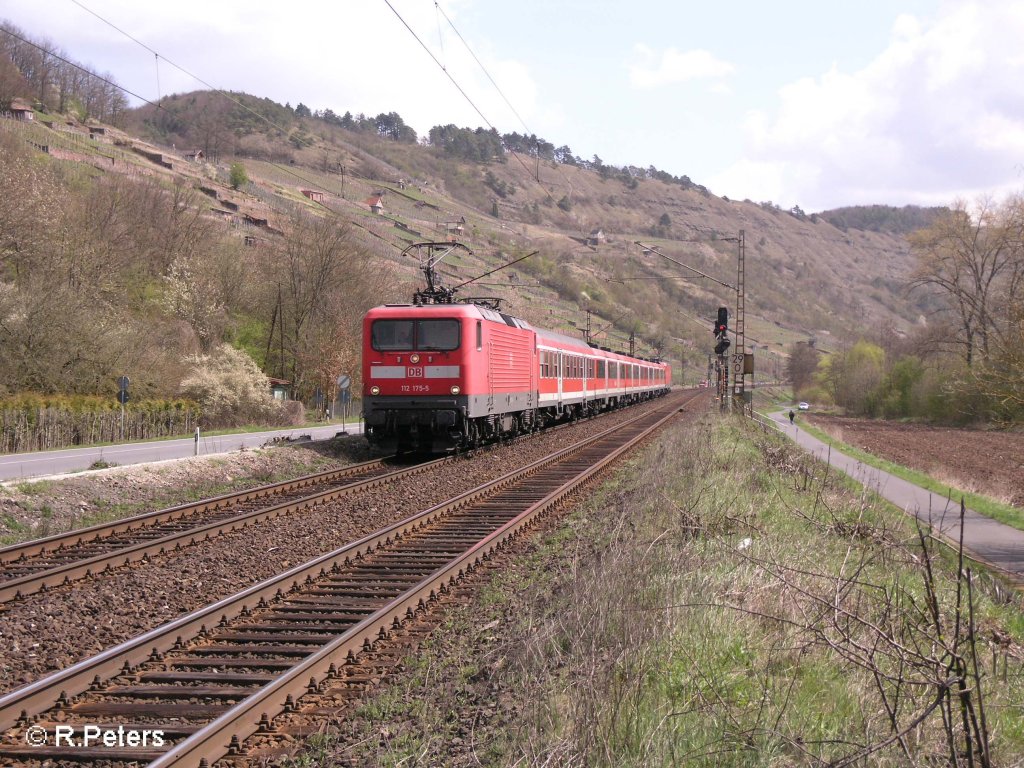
[126,92,937,350]
[1,86,940,400]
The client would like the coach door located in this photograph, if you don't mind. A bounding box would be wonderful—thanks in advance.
[582,355,589,404]
[557,351,563,406]
[487,340,495,411]
[529,339,536,407]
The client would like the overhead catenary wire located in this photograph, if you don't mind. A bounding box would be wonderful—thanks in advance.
[69,0,169,104]
[19,1,651,351]
[381,0,558,204]
[0,26,164,111]
[11,1,433,276]
[433,1,578,198]
[433,1,531,139]
[69,0,560,238]
[57,0,546,283]
[62,0,348,200]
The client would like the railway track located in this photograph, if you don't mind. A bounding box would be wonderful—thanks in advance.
[0,456,445,605]
[0,398,676,607]
[0,390,700,767]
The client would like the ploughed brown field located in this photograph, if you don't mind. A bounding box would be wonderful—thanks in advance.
[805,414,1024,508]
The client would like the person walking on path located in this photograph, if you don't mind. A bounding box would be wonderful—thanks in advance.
[788,409,795,425]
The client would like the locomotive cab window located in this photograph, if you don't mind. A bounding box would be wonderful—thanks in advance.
[418,319,460,350]
[371,319,461,351]
[371,319,414,350]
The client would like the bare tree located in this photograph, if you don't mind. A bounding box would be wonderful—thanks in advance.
[909,197,1024,366]
[785,341,820,394]
[261,212,387,398]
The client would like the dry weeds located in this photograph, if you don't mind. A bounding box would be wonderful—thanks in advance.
[296,416,1024,767]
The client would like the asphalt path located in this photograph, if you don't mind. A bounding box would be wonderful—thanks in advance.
[0,423,364,482]
[766,411,1024,584]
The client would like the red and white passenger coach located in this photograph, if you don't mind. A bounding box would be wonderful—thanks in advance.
[362,302,671,452]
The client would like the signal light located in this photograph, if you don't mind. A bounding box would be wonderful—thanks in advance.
[715,307,729,335]
[713,306,730,356]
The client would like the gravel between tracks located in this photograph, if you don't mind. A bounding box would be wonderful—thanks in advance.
[0,399,682,694]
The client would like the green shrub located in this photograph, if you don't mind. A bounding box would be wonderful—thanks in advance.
[179,344,284,428]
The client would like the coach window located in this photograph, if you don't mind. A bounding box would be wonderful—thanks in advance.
[476,321,482,351]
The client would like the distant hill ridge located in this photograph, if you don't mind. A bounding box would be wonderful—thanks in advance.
[818,204,947,235]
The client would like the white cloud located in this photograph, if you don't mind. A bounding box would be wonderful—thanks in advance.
[0,0,542,140]
[629,44,734,89]
[711,0,1024,210]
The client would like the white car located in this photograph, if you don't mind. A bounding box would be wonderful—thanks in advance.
[798,402,810,411]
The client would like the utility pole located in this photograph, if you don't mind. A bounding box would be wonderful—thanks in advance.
[632,236,751,412]
[584,308,592,345]
[713,307,730,411]
[731,230,750,414]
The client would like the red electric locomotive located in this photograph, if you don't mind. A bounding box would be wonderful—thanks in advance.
[361,243,671,452]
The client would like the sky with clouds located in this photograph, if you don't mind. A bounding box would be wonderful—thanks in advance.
[3,0,1023,212]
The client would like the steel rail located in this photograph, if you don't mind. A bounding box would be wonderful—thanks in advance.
[154,397,691,768]
[1,389,684,572]
[0,392,697,765]
[0,457,447,604]
[0,395,676,605]
[0,457,394,565]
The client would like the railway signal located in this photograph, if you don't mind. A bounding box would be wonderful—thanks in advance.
[714,307,730,356]
[715,307,728,335]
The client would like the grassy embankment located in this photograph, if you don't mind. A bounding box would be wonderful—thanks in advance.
[296,413,1024,766]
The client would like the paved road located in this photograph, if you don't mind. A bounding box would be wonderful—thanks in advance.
[766,412,1024,584]
[0,423,364,483]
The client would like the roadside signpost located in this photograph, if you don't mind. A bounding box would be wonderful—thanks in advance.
[337,374,352,434]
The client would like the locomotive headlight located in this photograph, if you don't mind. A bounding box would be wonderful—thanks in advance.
[409,354,421,364]
[450,385,461,395]
[370,385,380,395]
